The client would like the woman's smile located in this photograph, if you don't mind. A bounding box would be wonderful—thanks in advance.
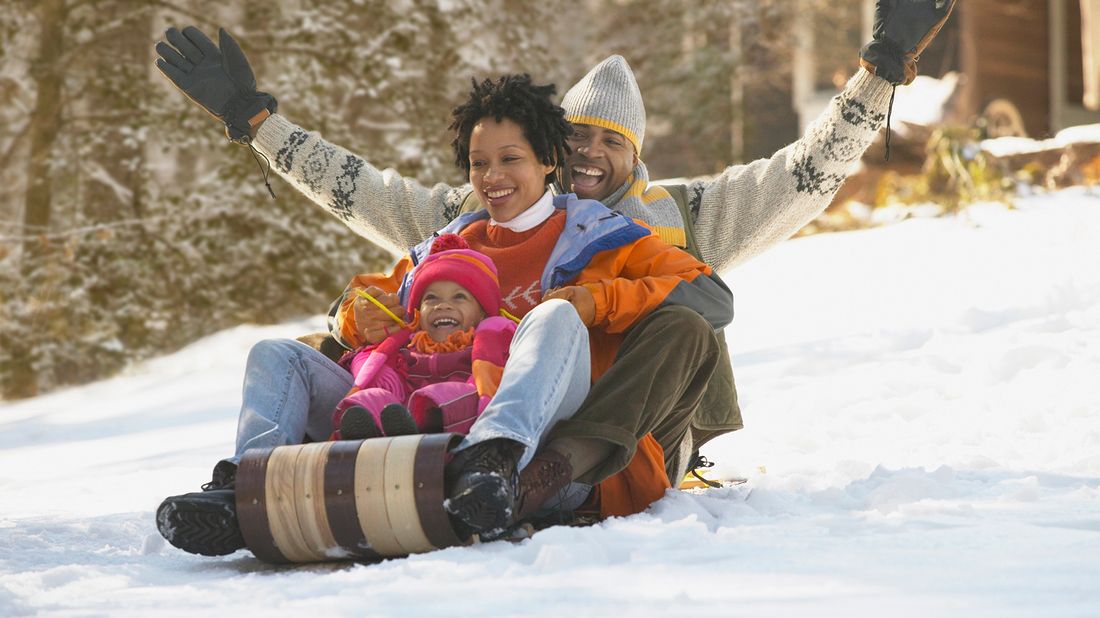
[484,186,517,207]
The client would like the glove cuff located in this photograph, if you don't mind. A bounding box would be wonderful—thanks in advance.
[859,41,914,86]
[224,92,278,143]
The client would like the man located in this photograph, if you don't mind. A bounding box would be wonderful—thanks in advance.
[153,0,955,554]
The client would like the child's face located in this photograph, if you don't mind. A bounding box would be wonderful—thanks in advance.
[419,280,486,342]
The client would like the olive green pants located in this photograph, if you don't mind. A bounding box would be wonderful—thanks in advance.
[547,305,721,484]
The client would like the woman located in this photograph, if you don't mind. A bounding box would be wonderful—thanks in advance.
[156,74,731,556]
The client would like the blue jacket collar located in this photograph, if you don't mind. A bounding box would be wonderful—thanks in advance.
[402,194,650,302]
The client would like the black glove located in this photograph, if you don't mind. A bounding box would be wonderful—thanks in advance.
[155,27,277,144]
[859,0,957,86]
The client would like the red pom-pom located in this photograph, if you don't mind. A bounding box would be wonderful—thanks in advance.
[430,233,469,254]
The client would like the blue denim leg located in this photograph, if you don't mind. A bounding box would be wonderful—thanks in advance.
[225,339,352,464]
[461,299,591,470]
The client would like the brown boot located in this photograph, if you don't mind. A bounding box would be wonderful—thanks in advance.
[514,449,574,522]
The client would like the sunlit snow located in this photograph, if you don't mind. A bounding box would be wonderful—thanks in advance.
[2,189,1098,616]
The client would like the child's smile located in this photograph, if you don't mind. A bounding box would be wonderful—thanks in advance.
[419,280,486,342]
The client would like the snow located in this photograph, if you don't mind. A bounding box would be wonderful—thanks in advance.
[3,189,1100,616]
[981,123,1100,158]
[888,72,959,129]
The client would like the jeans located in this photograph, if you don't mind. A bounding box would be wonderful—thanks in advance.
[225,299,590,473]
[227,339,353,464]
[459,299,591,469]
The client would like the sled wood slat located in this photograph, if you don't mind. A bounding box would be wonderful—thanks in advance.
[414,433,466,548]
[236,448,287,563]
[355,438,405,555]
[266,446,320,562]
[383,435,434,553]
[294,442,338,558]
[238,434,464,563]
[324,440,381,560]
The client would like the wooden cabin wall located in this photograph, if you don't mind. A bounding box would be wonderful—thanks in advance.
[1067,0,1085,105]
[961,0,1051,136]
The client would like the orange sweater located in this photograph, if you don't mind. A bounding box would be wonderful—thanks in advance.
[337,219,719,382]
[461,212,566,318]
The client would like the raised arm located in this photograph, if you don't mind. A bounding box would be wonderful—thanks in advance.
[687,0,956,273]
[154,26,471,255]
[251,115,470,254]
[690,70,892,273]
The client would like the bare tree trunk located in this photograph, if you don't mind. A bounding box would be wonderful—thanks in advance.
[21,0,65,268]
[7,0,66,399]
[83,7,152,223]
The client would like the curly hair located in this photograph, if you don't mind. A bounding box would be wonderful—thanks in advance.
[449,74,572,190]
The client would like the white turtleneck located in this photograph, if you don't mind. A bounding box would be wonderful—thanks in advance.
[489,190,555,233]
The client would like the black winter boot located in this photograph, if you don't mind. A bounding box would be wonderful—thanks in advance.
[444,438,522,539]
[339,406,382,440]
[379,403,418,437]
[156,461,245,557]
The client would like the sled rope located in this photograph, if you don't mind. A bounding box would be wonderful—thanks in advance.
[688,454,723,489]
[354,288,409,328]
[499,308,522,324]
[355,289,519,329]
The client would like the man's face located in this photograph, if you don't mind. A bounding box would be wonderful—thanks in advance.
[565,124,637,202]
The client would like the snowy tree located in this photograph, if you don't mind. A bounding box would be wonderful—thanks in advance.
[2,0,848,400]
[0,0,569,400]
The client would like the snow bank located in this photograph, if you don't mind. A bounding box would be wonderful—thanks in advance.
[2,191,1099,616]
[981,123,1100,158]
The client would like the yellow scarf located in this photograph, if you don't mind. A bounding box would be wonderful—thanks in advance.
[601,160,686,248]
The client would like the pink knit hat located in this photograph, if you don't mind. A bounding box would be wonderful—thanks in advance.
[407,234,502,316]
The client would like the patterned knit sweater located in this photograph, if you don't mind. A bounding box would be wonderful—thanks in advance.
[252,70,892,273]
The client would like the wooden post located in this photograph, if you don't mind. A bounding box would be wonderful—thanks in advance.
[1050,0,1067,133]
[957,0,980,122]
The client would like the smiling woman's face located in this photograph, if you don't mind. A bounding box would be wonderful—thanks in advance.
[468,117,556,222]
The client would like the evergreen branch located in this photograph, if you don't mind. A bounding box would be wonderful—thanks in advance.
[140,0,220,30]
[0,121,31,175]
[0,216,175,243]
[352,117,413,132]
[249,21,405,63]
[55,9,158,65]
[247,45,361,75]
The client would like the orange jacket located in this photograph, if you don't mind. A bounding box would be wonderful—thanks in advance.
[333,195,732,381]
[331,195,733,516]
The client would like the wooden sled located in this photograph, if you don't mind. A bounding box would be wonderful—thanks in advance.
[235,433,466,564]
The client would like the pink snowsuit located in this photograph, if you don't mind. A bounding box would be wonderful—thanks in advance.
[332,316,516,437]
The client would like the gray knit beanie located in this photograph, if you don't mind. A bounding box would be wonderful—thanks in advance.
[561,55,646,155]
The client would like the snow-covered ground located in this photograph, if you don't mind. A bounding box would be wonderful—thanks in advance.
[2,189,1099,616]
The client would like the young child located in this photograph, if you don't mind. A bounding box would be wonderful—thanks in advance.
[331,234,516,440]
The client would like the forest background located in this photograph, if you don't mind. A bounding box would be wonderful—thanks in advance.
[0,0,861,400]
